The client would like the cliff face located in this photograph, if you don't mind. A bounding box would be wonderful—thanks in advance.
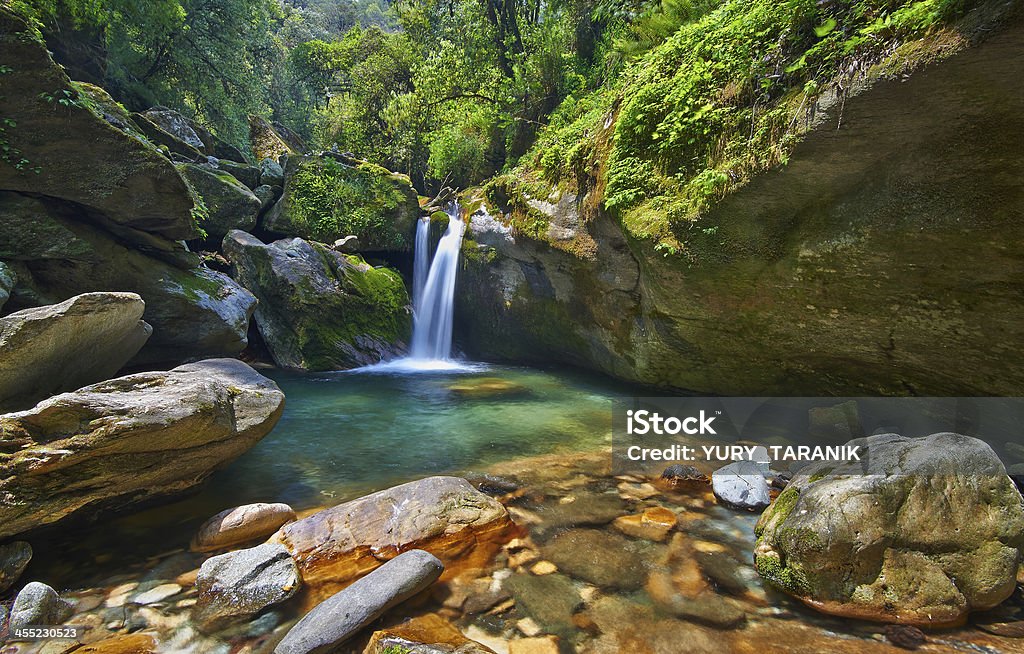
[457,15,1024,395]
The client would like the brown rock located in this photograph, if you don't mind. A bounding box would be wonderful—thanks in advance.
[612,507,677,542]
[508,636,560,654]
[271,476,518,604]
[885,624,926,649]
[74,634,157,654]
[191,502,296,552]
[363,613,497,653]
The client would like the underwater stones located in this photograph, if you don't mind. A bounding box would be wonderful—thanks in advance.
[178,163,261,238]
[612,506,677,542]
[711,461,770,511]
[753,433,1024,625]
[508,636,560,654]
[646,534,746,628]
[884,625,926,650]
[0,541,32,593]
[193,543,300,632]
[9,582,74,632]
[224,230,411,370]
[0,292,150,410]
[0,359,284,539]
[448,377,531,399]
[275,550,444,654]
[272,476,516,603]
[657,464,709,491]
[504,572,581,639]
[262,154,419,250]
[535,489,625,532]
[191,503,297,553]
[363,613,498,654]
[541,529,648,590]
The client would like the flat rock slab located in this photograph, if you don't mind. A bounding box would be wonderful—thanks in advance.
[0,292,151,411]
[275,549,444,654]
[0,359,284,539]
[272,476,516,605]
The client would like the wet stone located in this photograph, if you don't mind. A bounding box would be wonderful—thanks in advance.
[504,572,581,639]
[885,624,926,649]
[542,529,652,590]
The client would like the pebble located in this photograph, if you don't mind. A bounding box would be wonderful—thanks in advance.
[517,616,542,636]
[885,625,926,649]
[131,583,182,605]
[509,636,560,654]
[530,561,557,575]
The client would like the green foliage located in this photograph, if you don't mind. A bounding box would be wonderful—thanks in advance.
[287,156,410,247]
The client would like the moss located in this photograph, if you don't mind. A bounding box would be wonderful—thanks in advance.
[283,156,416,249]
[754,552,812,596]
[378,647,412,654]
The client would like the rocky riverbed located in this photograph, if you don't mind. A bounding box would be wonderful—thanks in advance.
[2,443,1022,654]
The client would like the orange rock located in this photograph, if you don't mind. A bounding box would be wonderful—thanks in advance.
[613,506,678,542]
[190,502,296,552]
[75,634,156,654]
[271,476,519,606]
[509,636,560,654]
[363,613,497,653]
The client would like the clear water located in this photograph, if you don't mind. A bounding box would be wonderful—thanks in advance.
[32,364,627,585]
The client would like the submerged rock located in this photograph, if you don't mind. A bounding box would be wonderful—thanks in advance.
[0,359,284,539]
[612,506,677,542]
[191,502,297,553]
[224,230,411,370]
[262,154,418,250]
[448,377,531,399]
[178,163,261,238]
[504,572,581,639]
[753,432,1024,625]
[0,541,32,593]
[0,292,150,410]
[271,476,516,604]
[657,464,709,491]
[193,543,300,632]
[711,461,770,511]
[275,549,444,654]
[542,529,649,590]
[9,582,74,632]
[363,613,498,654]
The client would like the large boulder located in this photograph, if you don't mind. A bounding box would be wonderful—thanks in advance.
[0,292,151,411]
[753,433,1024,625]
[0,7,199,241]
[249,115,296,162]
[142,108,207,152]
[223,230,411,370]
[191,502,297,553]
[271,476,517,604]
[193,543,300,632]
[8,582,73,632]
[456,17,1024,396]
[262,154,419,250]
[132,112,204,160]
[0,359,284,539]
[0,261,16,311]
[275,550,444,654]
[178,164,261,238]
[0,193,256,364]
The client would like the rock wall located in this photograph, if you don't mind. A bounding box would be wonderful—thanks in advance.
[458,16,1024,395]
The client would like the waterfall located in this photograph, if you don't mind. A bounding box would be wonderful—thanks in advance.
[412,217,430,315]
[410,204,464,360]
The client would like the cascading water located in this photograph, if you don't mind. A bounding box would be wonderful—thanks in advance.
[410,203,464,360]
[359,202,477,372]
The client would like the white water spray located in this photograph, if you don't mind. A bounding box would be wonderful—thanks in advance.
[410,204,464,360]
[412,216,430,314]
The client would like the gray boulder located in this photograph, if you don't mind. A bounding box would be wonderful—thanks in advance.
[193,543,300,632]
[217,160,262,190]
[711,461,770,511]
[132,112,204,160]
[224,230,411,370]
[259,158,285,188]
[0,359,284,539]
[143,108,206,151]
[9,582,73,632]
[179,163,262,239]
[0,292,151,411]
[274,550,444,654]
[754,432,1024,625]
[0,261,15,311]
[0,541,32,593]
[253,185,279,212]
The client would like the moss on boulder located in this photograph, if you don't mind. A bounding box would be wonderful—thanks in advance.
[223,230,412,370]
[177,163,262,239]
[263,155,419,251]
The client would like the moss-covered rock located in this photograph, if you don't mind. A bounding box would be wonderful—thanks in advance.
[223,230,412,370]
[753,433,1024,626]
[263,154,419,251]
[0,6,199,241]
[248,114,296,162]
[177,163,262,238]
[0,193,256,364]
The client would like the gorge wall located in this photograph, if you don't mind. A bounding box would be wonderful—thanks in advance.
[457,14,1024,395]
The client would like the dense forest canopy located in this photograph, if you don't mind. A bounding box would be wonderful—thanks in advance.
[13,0,975,197]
